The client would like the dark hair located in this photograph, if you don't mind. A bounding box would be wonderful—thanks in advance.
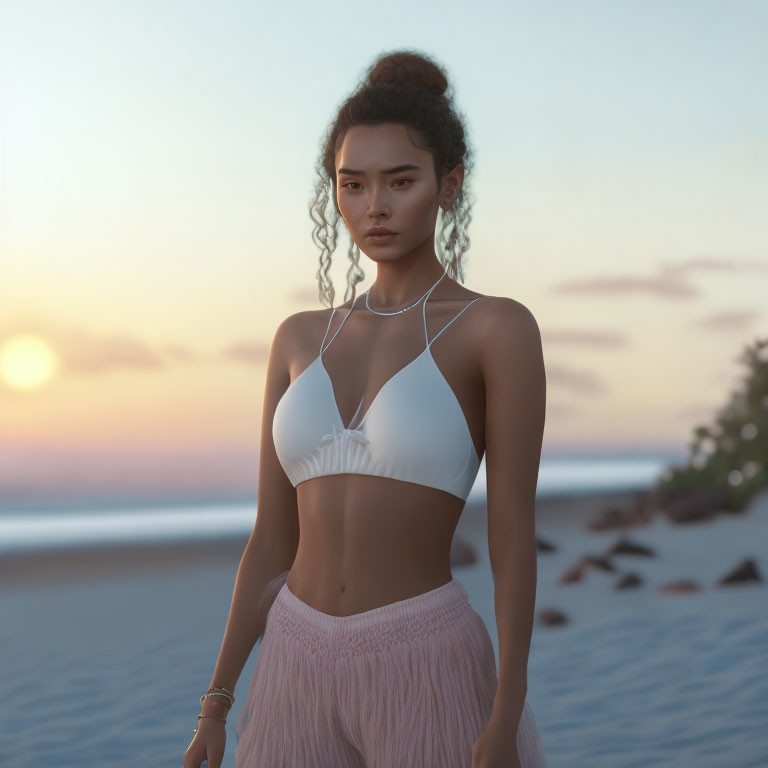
[309,49,476,308]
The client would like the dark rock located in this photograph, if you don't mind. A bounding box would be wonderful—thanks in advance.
[588,505,630,531]
[537,536,556,552]
[583,555,616,573]
[559,562,587,584]
[559,554,615,584]
[607,537,656,557]
[615,572,643,589]
[537,609,568,626]
[587,491,656,531]
[660,487,730,524]
[716,558,763,586]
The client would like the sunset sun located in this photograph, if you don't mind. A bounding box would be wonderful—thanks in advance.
[0,334,59,391]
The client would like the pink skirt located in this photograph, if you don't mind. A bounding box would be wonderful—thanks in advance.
[235,577,548,767]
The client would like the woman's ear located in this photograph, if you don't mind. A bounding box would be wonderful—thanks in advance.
[440,162,465,210]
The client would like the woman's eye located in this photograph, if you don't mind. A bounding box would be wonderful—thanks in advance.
[341,179,412,190]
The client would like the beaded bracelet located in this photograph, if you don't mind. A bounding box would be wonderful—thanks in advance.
[201,686,235,706]
[193,685,235,733]
[200,692,234,708]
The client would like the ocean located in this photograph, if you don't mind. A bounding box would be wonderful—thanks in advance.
[0,450,683,555]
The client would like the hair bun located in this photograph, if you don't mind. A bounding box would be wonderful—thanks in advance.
[367,50,448,97]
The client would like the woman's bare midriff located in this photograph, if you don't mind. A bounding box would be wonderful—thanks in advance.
[284,473,467,617]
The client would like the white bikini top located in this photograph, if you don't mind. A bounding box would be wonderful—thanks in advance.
[272,272,486,501]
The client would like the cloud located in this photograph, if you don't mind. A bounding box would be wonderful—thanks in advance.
[552,271,698,298]
[545,364,605,395]
[694,309,762,332]
[221,341,270,364]
[0,318,197,378]
[542,329,629,347]
[552,256,768,299]
[660,256,768,275]
[63,332,167,374]
[0,314,275,380]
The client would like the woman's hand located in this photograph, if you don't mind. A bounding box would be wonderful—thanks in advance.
[182,717,226,768]
[471,720,521,768]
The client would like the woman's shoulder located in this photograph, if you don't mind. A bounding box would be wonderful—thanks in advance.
[446,291,539,351]
[272,305,339,358]
[474,293,534,316]
[444,284,535,320]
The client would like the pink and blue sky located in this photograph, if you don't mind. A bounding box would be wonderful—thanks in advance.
[1,0,766,505]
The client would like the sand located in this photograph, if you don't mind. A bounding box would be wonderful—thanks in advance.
[1,488,767,767]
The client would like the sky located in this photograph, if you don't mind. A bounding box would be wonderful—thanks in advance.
[0,0,766,506]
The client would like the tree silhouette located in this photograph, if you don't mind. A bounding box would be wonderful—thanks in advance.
[654,336,768,512]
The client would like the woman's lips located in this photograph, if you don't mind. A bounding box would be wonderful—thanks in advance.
[367,233,398,244]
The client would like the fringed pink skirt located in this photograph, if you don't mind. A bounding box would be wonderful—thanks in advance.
[235,578,548,767]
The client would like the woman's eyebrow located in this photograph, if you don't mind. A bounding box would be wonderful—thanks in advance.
[337,163,422,176]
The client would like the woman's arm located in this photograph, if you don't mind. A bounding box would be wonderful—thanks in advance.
[203,313,305,702]
[478,298,546,731]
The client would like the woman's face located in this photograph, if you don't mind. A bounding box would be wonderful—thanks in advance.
[335,123,462,262]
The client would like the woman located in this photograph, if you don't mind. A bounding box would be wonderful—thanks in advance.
[183,49,549,768]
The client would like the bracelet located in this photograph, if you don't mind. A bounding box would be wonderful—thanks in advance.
[198,713,227,722]
[192,713,227,734]
[203,687,234,699]
[200,696,232,712]
[192,685,235,733]
[201,692,234,708]
[201,686,235,707]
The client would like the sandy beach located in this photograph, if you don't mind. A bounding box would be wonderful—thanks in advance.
[2,488,767,767]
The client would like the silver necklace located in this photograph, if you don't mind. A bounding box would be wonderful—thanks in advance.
[365,271,446,315]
